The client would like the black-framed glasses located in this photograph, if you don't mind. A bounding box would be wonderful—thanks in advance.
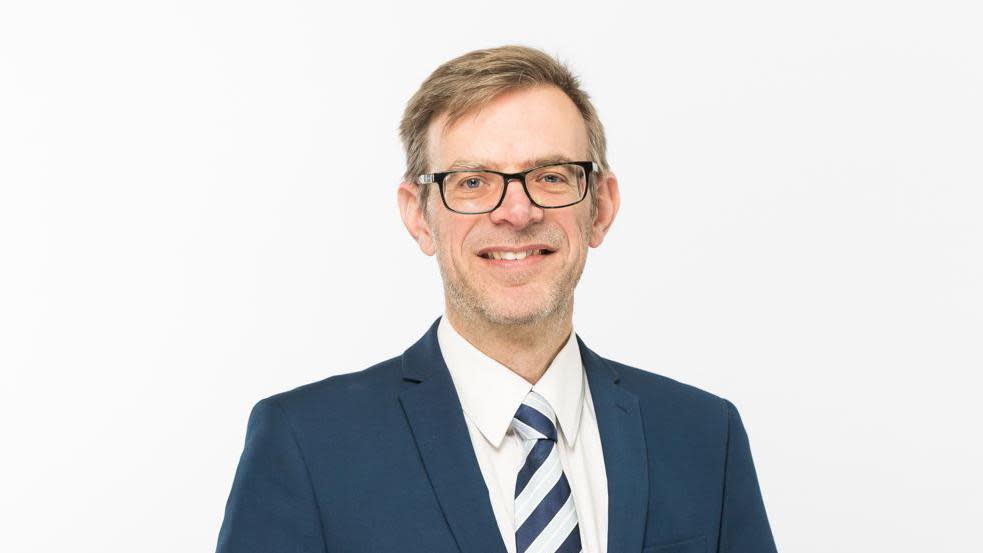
[416,160,598,215]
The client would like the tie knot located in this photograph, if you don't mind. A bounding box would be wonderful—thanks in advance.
[510,390,558,442]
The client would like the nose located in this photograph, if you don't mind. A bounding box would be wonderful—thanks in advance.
[488,178,544,227]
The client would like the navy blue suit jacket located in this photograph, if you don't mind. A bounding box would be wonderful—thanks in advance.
[216,317,778,553]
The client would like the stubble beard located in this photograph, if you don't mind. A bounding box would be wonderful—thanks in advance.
[435,216,593,331]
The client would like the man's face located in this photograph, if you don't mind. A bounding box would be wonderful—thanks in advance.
[402,85,617,327]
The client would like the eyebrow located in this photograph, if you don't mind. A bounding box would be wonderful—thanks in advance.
[446,155,575,172]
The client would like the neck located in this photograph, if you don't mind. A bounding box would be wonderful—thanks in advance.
[444,299,574,385]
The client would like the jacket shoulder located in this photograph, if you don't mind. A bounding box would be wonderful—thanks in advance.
[612,359,725,402]
[600,357,733,429]
[256,354,406,424]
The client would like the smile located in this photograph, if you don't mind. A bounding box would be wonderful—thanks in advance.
[479,249,552,261]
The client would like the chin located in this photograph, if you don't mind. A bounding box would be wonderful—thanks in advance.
[477,294,563,327]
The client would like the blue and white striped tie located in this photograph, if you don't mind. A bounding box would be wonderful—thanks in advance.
[511,390,582,553]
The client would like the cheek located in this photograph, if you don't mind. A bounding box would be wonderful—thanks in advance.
[562,215,592,251]
[438,223,477,268]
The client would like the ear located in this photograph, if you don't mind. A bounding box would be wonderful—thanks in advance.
[397,180,437,256]
[589,171,620,248]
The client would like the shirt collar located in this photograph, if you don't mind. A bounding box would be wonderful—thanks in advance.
[437,314,585,449]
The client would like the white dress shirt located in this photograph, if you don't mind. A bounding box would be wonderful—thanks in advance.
[437,315,609,553]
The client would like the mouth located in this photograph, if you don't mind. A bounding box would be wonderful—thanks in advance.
[476,246,557,272]
[477,248,555,261]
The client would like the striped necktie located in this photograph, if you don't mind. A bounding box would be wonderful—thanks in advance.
[510,390,582,553]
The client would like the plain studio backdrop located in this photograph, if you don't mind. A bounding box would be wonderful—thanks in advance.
[1,1,980,551]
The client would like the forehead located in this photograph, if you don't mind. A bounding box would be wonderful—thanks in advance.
[426,85,590,172]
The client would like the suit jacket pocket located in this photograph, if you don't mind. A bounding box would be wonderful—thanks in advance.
[642,534,707,553]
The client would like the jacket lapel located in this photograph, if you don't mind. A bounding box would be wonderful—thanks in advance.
[398,317,509,553]
[579,335,650,553]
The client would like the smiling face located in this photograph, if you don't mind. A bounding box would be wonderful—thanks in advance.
[399,85,619,328]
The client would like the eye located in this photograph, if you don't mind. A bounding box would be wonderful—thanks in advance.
[463,177,483,189]
[540,173,567,184]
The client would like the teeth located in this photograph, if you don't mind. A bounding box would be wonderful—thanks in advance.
[487,249,542,260]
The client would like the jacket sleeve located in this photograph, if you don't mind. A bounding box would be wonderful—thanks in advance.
[717,399,778,553]
[216,397,327,553]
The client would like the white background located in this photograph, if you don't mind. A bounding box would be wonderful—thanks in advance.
[2,1,981,551]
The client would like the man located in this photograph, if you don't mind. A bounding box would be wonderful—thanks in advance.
[216,45,778,553]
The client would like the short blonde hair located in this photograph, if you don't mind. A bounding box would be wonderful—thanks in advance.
[399,45,609,215]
